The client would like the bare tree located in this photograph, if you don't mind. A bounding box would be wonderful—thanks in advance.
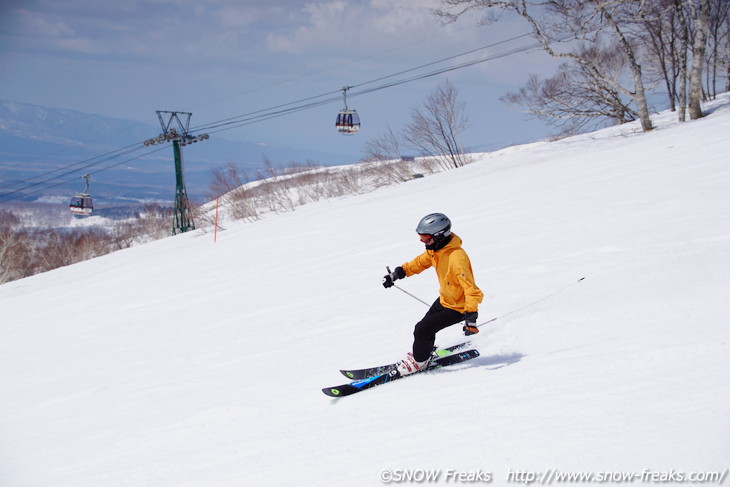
[0,213,29,283]
[207,162,259,222]
[688,0,711,118]
[131,204,173,243]
[674,0,691,120]
[256,155,295,213]
[721,0,730,92]
[361,125,414,183]
[635,0,683,113]
[636,0,725,121]
[402,79,470,170]
[362,125,402,163]
[705,0,730,97]
[436,0,655,132]
[501,43,636,134]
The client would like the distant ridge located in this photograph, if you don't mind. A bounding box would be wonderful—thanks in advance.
[0,100,352,204]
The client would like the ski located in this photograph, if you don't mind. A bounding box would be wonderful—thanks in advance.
[339,340,473,380]
[323,349,480,398]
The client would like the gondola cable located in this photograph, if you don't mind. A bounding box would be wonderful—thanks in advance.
[1,30,573,202]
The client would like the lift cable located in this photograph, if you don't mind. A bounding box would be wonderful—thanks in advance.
[0,145,168,202]
[192,32,572,137]
[1,31,572,203]
[190,31,543,134]
[0,142,150,192]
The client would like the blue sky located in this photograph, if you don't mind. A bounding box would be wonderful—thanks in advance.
[1,0,562,163]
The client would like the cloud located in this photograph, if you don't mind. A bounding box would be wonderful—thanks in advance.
[55,37,108,55]
[264,0,456,56]
[16,8,76,37]
[3,1,483,71]
[212,4,261,29]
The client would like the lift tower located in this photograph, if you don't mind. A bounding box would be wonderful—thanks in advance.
[144,111,209,235]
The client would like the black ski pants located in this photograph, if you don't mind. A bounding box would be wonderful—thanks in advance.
[412,299,464,362]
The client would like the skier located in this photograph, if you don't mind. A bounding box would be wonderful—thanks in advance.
[383,213,483,376]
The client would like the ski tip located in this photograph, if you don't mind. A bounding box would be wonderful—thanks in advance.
[340,370,356,379]
[322,387,343,397]
[323,385,359,397]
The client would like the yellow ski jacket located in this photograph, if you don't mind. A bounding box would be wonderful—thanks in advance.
[401,233,483,313]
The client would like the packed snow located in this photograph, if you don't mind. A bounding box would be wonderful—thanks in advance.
[2,95,729,486]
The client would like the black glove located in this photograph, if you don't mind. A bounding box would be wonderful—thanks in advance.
[462,311,479,336]
[382,266,405,288]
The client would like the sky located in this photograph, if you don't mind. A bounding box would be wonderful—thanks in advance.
[0,0,563,163]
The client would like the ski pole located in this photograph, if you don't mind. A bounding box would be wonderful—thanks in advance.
[478,277,585,328]
[393,284,430,306]
[386,266,431,306]
[386,266,585,327]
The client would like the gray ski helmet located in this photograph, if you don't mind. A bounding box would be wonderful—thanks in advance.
[416,213,452,239]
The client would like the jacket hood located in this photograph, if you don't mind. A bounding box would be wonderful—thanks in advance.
[427,233,462,252]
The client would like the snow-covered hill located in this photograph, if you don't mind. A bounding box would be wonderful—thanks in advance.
[2,95,729,486]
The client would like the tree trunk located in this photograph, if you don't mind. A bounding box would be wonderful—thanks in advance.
[674,0,690,121]
[689,0,711,119]
[597,1,653,131]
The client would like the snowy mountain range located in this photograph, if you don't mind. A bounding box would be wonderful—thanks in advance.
[1,93,728,486]
[0,100,353,204]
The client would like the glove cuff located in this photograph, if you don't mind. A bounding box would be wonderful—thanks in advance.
[463,324,479,336]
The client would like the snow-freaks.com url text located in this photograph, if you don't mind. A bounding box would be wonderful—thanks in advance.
[506,468,728,485]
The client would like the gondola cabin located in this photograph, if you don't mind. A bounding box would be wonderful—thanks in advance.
[70,194,93,216]
[70,174,93,216]
[336,109,360,135]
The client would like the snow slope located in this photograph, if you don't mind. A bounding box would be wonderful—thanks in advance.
[2,96,729,486]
